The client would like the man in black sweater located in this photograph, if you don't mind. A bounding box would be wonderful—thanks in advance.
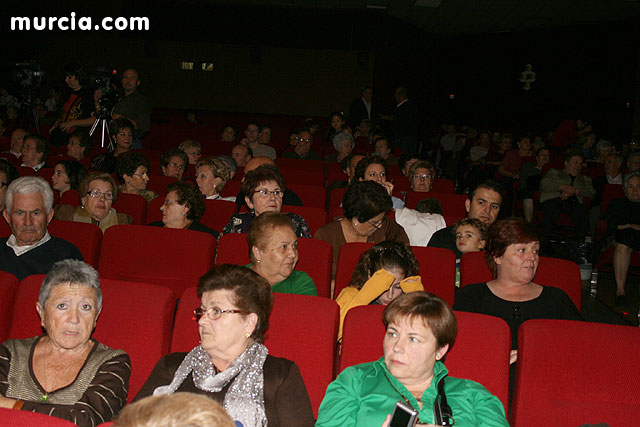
[1,177,82,280]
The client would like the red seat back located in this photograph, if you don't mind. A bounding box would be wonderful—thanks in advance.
[9,275,175,401]
[460,252,582,309]
[48,219,102,268]
[275,158,325,171]
[281,205,329,235]
[201,199,237,233]
[171,289,338,417]
[600,184,624,216]
[111,193,148,225]
[0,271,18,342]
[512,319,640,427]
[280,169,324,186]
[216,234,332,298]
[339,307,511,414]
[328,187,347,209]
[146,175,178,197]
[334,242,373,299]
[59,189,80,206]
[0,408,76,426]
[412,246,456,306]
[286,183,326,209]
[98,225,215,296]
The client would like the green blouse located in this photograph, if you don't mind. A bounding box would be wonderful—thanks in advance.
[316,358,508,427]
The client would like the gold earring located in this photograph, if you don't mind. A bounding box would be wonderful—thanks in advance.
[245,332,250,338]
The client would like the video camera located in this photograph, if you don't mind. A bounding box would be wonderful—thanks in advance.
[10,60,44,105]
[91,66,121,118]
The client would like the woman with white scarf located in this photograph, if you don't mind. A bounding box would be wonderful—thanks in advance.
[133,264,314,427]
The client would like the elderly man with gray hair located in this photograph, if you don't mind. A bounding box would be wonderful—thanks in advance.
[0,176,82,280]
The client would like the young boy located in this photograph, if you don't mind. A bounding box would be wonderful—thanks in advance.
[453,218,488,287]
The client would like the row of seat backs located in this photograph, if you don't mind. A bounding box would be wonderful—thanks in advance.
[3,274,638,426]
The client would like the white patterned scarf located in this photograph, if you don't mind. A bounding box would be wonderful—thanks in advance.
[154,342,268,427]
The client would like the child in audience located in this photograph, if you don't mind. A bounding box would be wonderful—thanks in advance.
[454,218,488,287]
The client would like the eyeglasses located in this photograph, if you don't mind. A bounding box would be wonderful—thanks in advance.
[412,174,431,180]
[168,162,184,170]
[133,172,149,179]
[193,306,244,321]
[86,189,114,200]
[368,218,384,229]
[298,138,312,143]
[253,189,283,198]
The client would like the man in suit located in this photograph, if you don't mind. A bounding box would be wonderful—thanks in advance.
[348,86,374,129]
[389,86,419,156]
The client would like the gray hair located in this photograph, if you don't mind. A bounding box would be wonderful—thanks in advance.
[333,131,354,152]
[623,171,640,196]
[39,259,102,311]
[5,176,54,213]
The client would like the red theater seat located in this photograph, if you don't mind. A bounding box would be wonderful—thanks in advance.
[111,193,148,225]
[0,271,18,342]
[511,319,640,427]
[49,219,102,268]
[281,205,329,235]
[286,183,326,209]
[98,225,215,296]
[0,408,77,426]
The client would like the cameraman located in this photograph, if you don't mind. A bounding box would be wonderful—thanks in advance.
[97,68,151,149]
[49,63,96,147]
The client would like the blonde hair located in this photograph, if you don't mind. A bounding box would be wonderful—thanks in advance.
[114,393,235,427]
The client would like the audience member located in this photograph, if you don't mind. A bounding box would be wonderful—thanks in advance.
[221,124,238,143]
[179,140,202,165]
[325,112,350,144]
[244,122,276,159]
[216,155,237,180]
[5,128,27,160]
[51,160,87,197]
[282,128,321,160]
[327,131,355,164]
[453,218,488,287]
[317,291,508,427]
[195,157,235,201]
[390,86,420,156]
[115,393,235,427]
[354,155,404,209]
[247,212,317,295]
[231,143,252,167]
[626,151,640,173]
[20,134,49,171]
[315,181,409,277]
[600,172,640,307]
[223,165,311,237]
[0,159,18,212]
[539,148,594,250]
[148,181,218,238]
[592,153,623,207]
[66,130,92,161]
[519,147,551,222]
[408,160,435,192]
[0,176,83,280]
[55,171,132,232]
[134,264,315,427]
[551,118,591,150]
[335,240,422,340]
[399,153,420,176]
[0,259,131,425]
[348,86,374,129]
[116,151,158,202]
[160,148,188,181]
[373,136,397,165]
[428,180,502,258]
[233,157,303,210]
[90,118,135,173]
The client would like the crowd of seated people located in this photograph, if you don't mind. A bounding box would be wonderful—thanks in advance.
[2,68,640,425]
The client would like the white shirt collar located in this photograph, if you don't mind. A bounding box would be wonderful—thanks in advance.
[6,231,51,256]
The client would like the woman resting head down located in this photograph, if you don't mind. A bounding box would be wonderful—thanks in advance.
[335,240,423,341]
[316,292,509,427]
[247,211,317,296]
[0,259,131,426]
[133,264,314,427]
[54,171,132,232]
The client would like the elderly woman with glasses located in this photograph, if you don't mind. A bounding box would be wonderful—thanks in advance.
[221,165,311,238]
[116,151,158,202]
[0,260,131,426]
[55,171,132,232]
[408,160,435,193]
[134,264,315,427]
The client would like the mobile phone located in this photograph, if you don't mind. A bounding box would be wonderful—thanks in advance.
[389,400,418,427]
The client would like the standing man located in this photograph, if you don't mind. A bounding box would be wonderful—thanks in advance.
[348,86,375,129]
[0,177,83,280]
[111,68,152,148]
[382,86,419,156]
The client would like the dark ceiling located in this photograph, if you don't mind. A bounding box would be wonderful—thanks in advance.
[192,0,640,35]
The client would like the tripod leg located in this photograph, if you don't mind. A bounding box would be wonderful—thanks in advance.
[90,118,100,136]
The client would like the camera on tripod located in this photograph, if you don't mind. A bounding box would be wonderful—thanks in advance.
[10,60,44,106]
[91,66,121,118]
